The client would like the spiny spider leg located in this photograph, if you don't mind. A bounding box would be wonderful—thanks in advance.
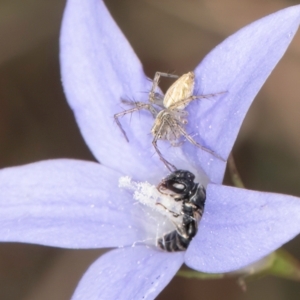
[152,133,177,172]
[176,125,226,162]
[114,102,157,142]
[120,98,158,118]
[167,91,227,111]
[149,72,179,104]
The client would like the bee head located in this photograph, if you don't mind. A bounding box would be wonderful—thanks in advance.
[158,170,195,200]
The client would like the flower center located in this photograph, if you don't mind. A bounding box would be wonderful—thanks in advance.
[119,169,207,252]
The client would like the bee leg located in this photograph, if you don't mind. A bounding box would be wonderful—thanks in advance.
[155,203,180,218]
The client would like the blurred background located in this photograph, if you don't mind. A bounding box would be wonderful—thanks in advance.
[1,0,300,299]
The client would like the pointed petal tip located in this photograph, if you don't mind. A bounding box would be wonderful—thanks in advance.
[185,184,300,273]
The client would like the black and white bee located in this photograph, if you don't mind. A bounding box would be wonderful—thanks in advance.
[156,170,206,252]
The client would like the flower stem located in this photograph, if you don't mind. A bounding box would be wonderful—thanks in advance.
[227,153,245,188]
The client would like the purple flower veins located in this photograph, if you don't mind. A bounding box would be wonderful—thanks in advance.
[1,0,300,299]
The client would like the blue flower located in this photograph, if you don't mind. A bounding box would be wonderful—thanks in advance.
[1,0,300,299]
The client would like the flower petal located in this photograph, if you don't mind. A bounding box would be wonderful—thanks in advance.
[185,184,300,273]
[72,246,183,300]
[185,5,300,183]
[0,159,147,248]
[60,0,168,176]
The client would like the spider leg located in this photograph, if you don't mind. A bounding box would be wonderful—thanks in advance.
[168,91,227,111]
[152,139,177,171]
[149,72,179,105]
[176,125,226,162]
[152,133,177,172]
[120,98,138,106]
[114,103,156,142]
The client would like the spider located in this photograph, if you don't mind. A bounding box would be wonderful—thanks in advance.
[114,71,224,171]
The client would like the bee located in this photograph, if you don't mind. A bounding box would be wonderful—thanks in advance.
[114,72,224,171]
[156,170,206,252]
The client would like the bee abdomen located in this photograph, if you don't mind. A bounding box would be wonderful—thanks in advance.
[157,230,190,252]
